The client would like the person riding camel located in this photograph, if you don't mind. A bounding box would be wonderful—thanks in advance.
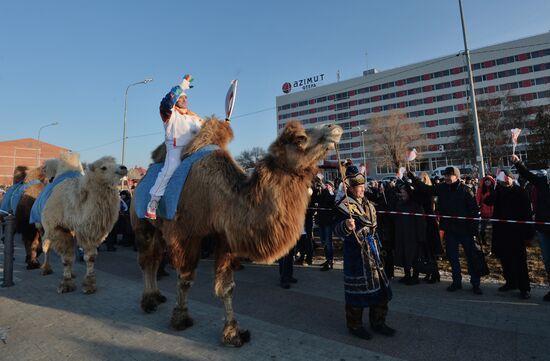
[146,74,204,220]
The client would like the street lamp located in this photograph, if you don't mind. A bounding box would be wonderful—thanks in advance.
[37,121,59,165]
[122,78,153,166]
[355,126,368,170]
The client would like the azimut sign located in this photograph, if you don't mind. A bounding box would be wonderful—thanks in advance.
[282,73,325,94]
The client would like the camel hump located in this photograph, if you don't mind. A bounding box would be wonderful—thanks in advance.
[151,117,233,163]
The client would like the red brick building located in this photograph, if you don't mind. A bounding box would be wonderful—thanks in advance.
[0,138,70,185]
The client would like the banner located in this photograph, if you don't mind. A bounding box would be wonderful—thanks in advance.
[510,128,521,155]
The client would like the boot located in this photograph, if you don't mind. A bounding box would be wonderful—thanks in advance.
[320,261,333,272]
[427,272,440,284]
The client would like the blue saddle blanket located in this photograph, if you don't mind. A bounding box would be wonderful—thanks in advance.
[30,171,81,224]
[135,145,219,220]
[9,179,42,216]
[0,181,24,215]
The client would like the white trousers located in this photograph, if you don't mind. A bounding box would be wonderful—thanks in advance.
[149,143,184,199]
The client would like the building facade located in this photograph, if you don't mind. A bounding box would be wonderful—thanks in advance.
[0,138,69,185]
[276,32,550,178]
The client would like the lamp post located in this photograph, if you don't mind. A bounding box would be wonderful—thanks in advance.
[458,0,485,177]
[122,78,153,166]
[37,121,59,165]
[355,127,368,171]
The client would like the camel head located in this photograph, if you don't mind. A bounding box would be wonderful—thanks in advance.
[13,166,28,184]
[266,121,343,176]
[56,152,85,177]
[86,156,128,186]
[24,166,47,183]
[43,158,59,182]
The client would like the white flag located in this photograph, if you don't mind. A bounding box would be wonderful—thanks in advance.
[407,148,417,162]
[511,128,521,155]
[225,80,238,121]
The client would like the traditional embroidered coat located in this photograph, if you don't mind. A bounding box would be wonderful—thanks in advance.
[334,195,392,307]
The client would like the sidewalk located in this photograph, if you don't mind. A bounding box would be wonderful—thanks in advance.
[1,237,549,361]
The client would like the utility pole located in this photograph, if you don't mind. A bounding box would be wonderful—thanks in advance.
[459,0,485,177]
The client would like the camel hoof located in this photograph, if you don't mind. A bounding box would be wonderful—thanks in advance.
[170,307,194,330]
[26,260,41,270]
[156,293,167,303]
[222,320,251,347]
[82,276,97,294]
[41,265,53,276]
[141,292,165,313]
[57,279,76,294]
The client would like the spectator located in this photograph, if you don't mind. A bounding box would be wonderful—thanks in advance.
[393,177,425,285]
[334,165,395,340]
[512,155,550,301]
[279,237,298,289]
[317,180,335,271]
[476,175,495,247]
[408,166,483,295]
[484,168,534,299]
[418,172,443,283]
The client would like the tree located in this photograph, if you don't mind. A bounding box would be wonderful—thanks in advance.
[455,92,529,168]
[235,147,266,169]
[528,107,550,168]
[367,112,425,170]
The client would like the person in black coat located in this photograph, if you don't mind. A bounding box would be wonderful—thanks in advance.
[484,168,534,299]
[317,181,336,271]
[511,155,549,301]
[407,166,482,295]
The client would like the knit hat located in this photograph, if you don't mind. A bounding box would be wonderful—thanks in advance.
[345,165,365,187]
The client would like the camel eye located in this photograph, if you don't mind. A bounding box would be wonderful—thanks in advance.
[101,166,107,171]
[295,135,307,144]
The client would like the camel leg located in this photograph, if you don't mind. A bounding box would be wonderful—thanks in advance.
[81,245,98,294]
[169,237,201,331]
[138,230,167,313]
[26,230,42,270]
[215,247,250,347]
[57,247,76,294]
[40,238,53,275]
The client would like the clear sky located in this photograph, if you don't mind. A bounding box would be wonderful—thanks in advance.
[1,0,549,167]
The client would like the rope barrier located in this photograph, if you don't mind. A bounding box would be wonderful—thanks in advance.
[307,207,550,226]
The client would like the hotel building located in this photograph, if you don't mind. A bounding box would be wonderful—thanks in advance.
[276,32,550,178]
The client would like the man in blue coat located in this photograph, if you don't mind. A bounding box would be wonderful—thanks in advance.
[334,166,395,340]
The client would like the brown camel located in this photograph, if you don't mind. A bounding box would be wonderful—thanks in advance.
[15,159,58,269]
[131,118,342,346]
[41,155,127,293]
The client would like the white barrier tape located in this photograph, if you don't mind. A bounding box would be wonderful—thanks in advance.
[307,207,550,226]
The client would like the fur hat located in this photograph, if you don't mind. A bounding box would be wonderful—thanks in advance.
[345,165,365,187]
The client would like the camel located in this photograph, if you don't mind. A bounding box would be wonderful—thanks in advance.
[14,160,57,269]
[41,155,127,293]
[131,118,342,346]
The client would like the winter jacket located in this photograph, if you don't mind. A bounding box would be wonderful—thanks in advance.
[514,160,550,234]
[159,85,203,147]
[476,176,496,219]
[411,178,479,236]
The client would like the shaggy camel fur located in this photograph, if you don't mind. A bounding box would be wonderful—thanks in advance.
[41,155,127,293]
[15,159,58,269]
[131,118,342,346]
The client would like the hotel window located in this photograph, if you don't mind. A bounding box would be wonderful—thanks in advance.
[309,108,316,114]
[484,73,496,81]
[335,92,349,101]
[496,56,515,65]
[453,91,466,99]
[424,96,434,104]
[452,79,465,87]
[349,100,358,106]
[521,93,535,101]
[336,103,349,111]
[422,73,432,81]
[357,87,369,94]
[397,91,407,97]
[518,66,532,74]
[291,102,298,108]
[381,81,394,89]
[515,53,531,61]
[434,69,450,78]
[348,90,357,96]
[472,63,481,70]
[382,93,395,100]
[406,76,421,84]
[536,76,550,85]
[396,79,405,86]
[317,96,327,103]
[370,85,380,92]
[451,66,463,75]
[299,100,308,106]
[533,63,548,72]
[309,99,316,105]
[520,80,534,88]
[435,82,451,90]
[407,87,421,95]
[497,69,516,78]
[499,82,519,91]
[473,75,482,83]
[423,85,433,92]
[482,60,495,68]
